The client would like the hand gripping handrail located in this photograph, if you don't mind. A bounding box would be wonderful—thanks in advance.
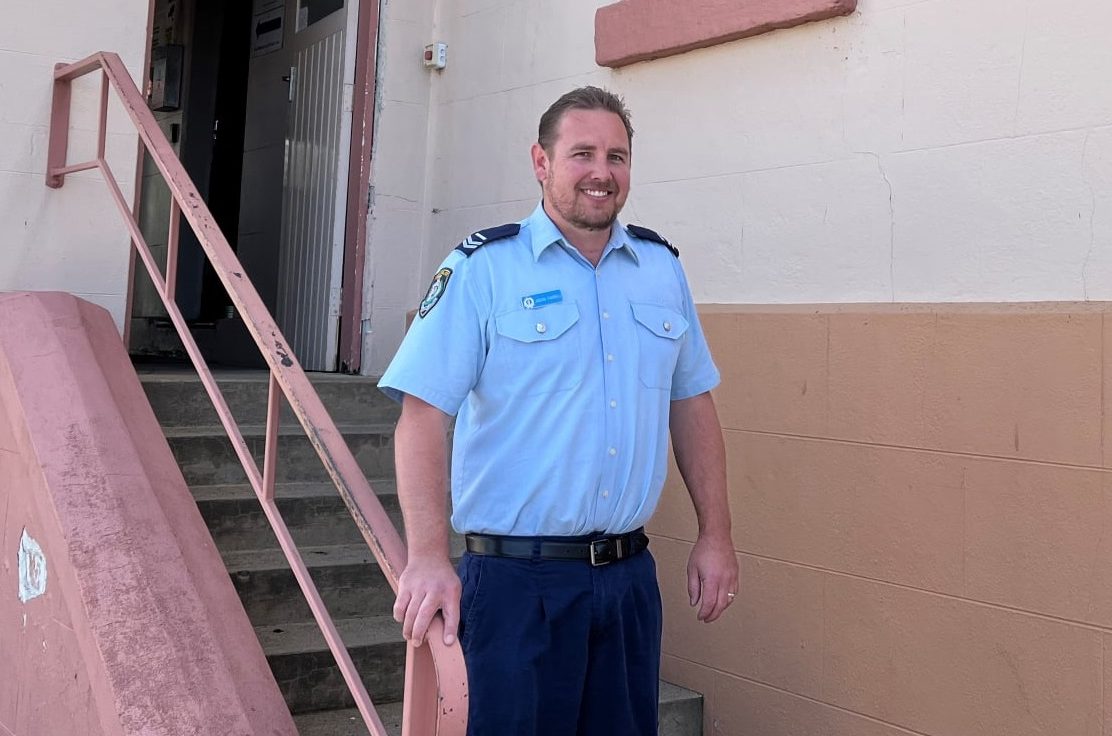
[46,51,467,736]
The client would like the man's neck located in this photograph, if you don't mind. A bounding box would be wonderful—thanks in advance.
[543,202,613,267]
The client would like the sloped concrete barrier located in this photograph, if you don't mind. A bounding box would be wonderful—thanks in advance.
[0,292,295,736]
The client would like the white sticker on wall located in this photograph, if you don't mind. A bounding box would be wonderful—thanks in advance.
[18,529,47,603]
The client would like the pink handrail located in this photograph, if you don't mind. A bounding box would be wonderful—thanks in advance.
[46,51,467,736]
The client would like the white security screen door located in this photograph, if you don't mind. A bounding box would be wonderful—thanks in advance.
[274,0,357,371]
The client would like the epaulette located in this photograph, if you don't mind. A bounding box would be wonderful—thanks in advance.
[453,223,521,257]
[626,224,679,258]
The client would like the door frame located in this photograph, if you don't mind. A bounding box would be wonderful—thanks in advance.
[338,0,379,374]
[126,0,380,374]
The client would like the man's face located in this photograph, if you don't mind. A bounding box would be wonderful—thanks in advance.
[532,108,631,233]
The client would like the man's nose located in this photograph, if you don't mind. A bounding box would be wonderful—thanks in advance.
[588,156,611,180]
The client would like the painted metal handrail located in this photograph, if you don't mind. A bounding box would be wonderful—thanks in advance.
[46,51,467,736]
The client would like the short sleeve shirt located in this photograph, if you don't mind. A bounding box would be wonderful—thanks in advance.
[379,204,720,536]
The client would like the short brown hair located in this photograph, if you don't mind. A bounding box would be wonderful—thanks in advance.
[537,86,634,153]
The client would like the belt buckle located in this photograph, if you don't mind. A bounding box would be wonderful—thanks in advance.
[589,538,613,566]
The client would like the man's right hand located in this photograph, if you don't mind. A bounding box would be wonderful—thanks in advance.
[393,555,461,647]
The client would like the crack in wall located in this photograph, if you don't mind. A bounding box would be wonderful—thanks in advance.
[1081,129,1097,300]
[862,151,897,301]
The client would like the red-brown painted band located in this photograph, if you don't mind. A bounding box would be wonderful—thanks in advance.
[595,0,857,68]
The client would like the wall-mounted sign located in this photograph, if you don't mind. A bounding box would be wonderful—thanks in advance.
[252,7,285,57]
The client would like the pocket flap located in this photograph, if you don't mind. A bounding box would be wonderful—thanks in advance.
[496,302,580,343]
[631,302,688,340]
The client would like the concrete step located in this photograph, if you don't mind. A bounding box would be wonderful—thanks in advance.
[138,369,399,428]
[293,703,403,736]
[293,702,401,736]
[260,616,407,713]
[193,480,401,551]
[291,681,703,735]
[221,534,467,625]
[164,423,396,485]
[225,544,398,625]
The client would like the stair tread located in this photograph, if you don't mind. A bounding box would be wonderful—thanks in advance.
[292,683,701,736]
[137,368,385,384]
[293,702,402,736]
[223,543,384,573]
[257,615,401,656]
[658,680,702,704]
[162,422,396,438]
[191,480,397,502]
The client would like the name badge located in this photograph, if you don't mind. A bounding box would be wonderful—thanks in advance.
[522,290,563,309]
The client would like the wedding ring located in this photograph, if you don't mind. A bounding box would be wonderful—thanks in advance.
[727,592,736,599]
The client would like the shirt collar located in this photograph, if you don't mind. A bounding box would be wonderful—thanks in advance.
[525,202,641,266]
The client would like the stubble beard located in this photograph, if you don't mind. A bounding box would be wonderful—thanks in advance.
[545,175,623,232]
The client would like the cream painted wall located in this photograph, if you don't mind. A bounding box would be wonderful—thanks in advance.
[0,0,149,329]
[364,0,1112,372]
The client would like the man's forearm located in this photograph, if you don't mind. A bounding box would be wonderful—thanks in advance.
[394,394,453,560]
[669,392,730,538]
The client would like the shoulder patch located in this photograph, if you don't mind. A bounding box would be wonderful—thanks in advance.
[626,224,679,258]
[453,223,522,257]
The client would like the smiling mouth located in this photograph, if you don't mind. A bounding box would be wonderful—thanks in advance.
[581,188,612,199]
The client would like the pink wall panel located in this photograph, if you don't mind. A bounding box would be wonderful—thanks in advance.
[0,292,295,736]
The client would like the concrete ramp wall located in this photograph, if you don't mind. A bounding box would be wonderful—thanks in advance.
[0,292,295,736]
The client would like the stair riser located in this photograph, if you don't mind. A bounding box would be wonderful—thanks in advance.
[232,563,396,625]
[143,380,399,427]
[659,698,703,736]
[269,641,407,713]
[168,431,395,485]
[199,495,402,551]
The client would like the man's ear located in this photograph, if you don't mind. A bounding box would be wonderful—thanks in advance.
[530,142,549,184]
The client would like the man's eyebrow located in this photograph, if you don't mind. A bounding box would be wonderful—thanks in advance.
[565,142,630,157]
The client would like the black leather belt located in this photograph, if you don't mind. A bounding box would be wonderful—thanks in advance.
[465,529,649,567]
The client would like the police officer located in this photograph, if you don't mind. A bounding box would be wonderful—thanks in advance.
[379,86,738,735]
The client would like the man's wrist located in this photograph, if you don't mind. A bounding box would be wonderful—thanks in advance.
[696,524,733,544]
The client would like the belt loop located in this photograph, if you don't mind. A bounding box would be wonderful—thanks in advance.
[531,537,542,560]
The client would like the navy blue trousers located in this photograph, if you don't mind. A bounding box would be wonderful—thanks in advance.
[457,546,662,736]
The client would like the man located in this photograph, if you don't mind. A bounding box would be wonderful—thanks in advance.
[379,86,737,735]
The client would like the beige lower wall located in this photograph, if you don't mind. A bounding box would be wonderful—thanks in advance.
[652,303,1112,736]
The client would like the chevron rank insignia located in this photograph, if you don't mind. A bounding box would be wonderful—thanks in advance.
[626,224,679,258]
[453,223,521,257]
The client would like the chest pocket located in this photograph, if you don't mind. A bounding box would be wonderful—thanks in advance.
[493,302,585,395]
[631,302,688,390]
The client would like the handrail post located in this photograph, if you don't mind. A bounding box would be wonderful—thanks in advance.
[46,64,73,188]
[166,199,180,302]
[97,71,110,161]
[262,372,281,502]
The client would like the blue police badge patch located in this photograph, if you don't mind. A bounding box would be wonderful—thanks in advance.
[419,267,452,318]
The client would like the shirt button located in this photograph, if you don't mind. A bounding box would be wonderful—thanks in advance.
[663,321,672,332]
[602,311,610,319]
[610,400,617,408]
[602,490,610,498]
[608,447,617,456]
[536,322,547,334]
[606,354,614,362]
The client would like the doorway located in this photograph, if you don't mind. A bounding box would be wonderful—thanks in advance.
[131,0,365,372]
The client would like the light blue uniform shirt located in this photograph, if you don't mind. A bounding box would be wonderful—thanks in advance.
[379,204,720,536]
